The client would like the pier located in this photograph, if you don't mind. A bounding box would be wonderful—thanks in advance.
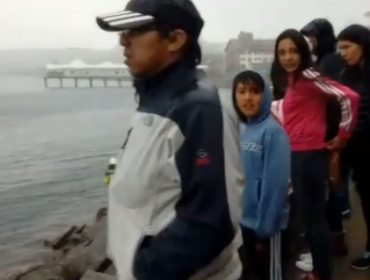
[44,60,132,89]
[44,60,208,89]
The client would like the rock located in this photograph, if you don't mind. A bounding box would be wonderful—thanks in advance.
[81,218,109,271]
[95,258,112,273]
[3,207,113,280]
[80,270,115,280]
[3,265,42,280]
[96,208,107,222]
[104,263,116,276]
[43,239,53,248]
[44,224,90,251]
[76,224,87,234]
[17,266,65,280]
[68,233,89,246]
[50,226,78,250]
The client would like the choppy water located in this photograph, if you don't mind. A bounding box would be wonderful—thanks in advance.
[0,76,135,274]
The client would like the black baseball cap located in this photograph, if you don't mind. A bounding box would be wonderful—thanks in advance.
[96,0,204,40]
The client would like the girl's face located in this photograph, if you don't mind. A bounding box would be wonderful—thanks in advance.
[235,82,263,118]
[277,38,301,72]
[337,40,363,66]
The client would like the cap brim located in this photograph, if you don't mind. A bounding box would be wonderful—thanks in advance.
[96,10,155,32]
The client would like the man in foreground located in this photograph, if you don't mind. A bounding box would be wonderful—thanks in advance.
[96,0,244,279]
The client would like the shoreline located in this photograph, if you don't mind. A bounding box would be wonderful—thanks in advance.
[3,190,369,280]
[4,207,115,280]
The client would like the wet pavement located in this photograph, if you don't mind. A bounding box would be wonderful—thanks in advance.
[291,190,370,280]
[332,191,369,280]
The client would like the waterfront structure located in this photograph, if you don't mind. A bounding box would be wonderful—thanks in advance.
[224,31,274,78]
[239,52,274,69]
[44,60,208,89]
[44,60,131,88]
[239,51,273,80]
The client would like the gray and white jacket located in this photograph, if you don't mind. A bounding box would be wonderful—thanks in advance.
[108,62,244,280]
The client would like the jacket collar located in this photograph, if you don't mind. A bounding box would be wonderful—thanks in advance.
[133,60,200,104]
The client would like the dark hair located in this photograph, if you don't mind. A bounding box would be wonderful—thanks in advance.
[156,28,201,68]
[338,24,370,85]
[338,24,370,64]
[155,3,203,68]
[232,70,264,122]
[182,40,202,67]
[270,29,314,89]
[270,61,287,100]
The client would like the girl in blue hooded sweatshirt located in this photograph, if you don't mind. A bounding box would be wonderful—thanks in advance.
[232,70,290,280]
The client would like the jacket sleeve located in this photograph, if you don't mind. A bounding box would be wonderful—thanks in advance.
[255,126,290,238]
[320,54,346,81]
[133,102,241,280]
[270,100,284,125]
[302,68,360,139]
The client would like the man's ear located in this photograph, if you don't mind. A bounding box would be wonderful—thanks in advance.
[167,29,188,52]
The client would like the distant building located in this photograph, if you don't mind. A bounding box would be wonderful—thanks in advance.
[365,11,370,29]
[44,60,208,89]
[239,51,274,80]
[240,52,274,68]
[224,32,251,74]
[224,32,275,78]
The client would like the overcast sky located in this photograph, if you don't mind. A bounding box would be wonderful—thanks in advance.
[1,0,369,49]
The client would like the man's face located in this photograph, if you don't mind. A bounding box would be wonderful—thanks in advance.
[120,25,168,77]
[120,25,187,77]
[338,40,363,66]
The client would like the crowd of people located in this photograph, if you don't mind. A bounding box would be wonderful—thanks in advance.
[237,19,370,280]
[270,20,370,279]
[95,0,370,280]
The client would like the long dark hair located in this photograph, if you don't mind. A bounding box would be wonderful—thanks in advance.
[337,24,370,83]
[270,29,314,96]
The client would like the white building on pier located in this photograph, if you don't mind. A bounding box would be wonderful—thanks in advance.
[44,60,132,88]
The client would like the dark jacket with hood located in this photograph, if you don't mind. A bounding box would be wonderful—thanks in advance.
[340,65,370,140]
[301,18,346,141]
[338,24,370,144]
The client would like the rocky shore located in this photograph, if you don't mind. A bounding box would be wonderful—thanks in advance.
[3,190,368,280]
[4,207,115,280]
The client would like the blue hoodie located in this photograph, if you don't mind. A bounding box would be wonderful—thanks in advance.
[239,80,290,238]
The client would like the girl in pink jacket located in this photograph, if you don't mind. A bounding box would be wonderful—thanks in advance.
[270,29,359,280]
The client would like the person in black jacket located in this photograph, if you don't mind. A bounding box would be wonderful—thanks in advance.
[301,18,345,80]
[300,18,348,256]
[337,24,370,270]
